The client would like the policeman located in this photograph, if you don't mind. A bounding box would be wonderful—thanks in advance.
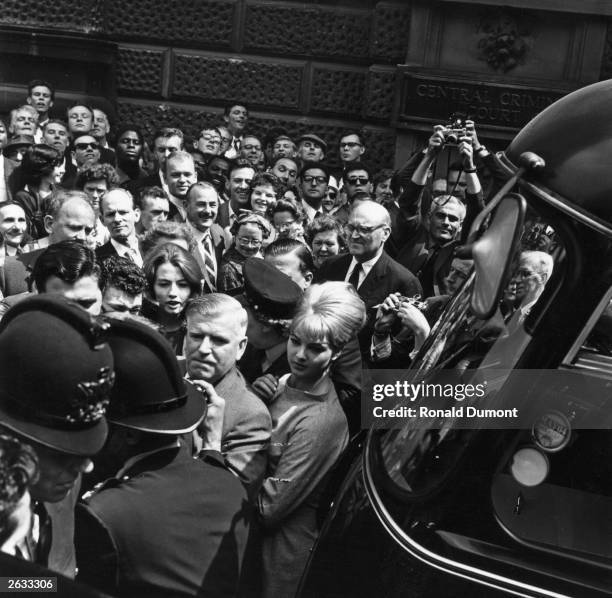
[75,316,250,598]
[0,295,114,577]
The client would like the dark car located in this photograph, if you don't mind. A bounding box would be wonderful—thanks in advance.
[300,80,612,597]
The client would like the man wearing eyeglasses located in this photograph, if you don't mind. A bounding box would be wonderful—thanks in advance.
[298,161,330,224]
[317,199,421,362]
[194,127,222,156]
[332,163,374,225]
[339,130,366,166]
[239,135,264,171]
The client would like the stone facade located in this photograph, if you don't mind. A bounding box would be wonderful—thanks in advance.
[0,0,412,171]
[105,0,411,171]
[1,1,611,170]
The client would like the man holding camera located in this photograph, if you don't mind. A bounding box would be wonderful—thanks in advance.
[392,121,484,297]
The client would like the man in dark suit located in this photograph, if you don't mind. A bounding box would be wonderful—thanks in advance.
[95,188,143,267]
[216,158,255,230]
[76,317,250,598]
[185,294,271,499]
[391,125,483,297]
[185,181,229,293]
[317,200,422,362]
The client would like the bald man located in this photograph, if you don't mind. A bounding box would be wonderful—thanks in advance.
[316,200,421,361]
[96,188,143,266]
[0,191,96,297]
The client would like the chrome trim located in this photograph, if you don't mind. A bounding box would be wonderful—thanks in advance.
[562,287,612,364]
[363,432,573,598]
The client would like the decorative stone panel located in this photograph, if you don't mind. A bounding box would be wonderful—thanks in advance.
[370,3,411,61]
[173,54,303,110]
[365,68,396,121]
[311,67,367,118]
[243,2,371,60]
[600,18,612,80]
[0,0,103,32]
[116,101,221,142]
[104,0,235,49]
[117,48,164,96]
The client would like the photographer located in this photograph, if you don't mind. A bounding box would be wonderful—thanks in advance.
[391,121,484,297]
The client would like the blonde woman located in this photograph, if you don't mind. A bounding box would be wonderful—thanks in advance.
[258,281,366,598]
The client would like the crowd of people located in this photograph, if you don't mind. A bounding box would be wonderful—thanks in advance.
[0,79,558,597]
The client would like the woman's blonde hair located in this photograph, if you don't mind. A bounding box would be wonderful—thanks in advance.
[291,281,366,353]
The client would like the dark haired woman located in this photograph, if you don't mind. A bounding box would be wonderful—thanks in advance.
[142,242,204,354]
[14,144,62,239]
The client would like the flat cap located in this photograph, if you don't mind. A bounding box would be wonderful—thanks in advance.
[296,133,327,153]
[3,135,35,153]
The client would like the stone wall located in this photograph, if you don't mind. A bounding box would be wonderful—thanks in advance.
[2,1,611,170]
[0,0,411,171]
[104,0,411,171]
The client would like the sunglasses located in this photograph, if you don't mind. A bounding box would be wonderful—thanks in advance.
[75,142,99,150]
[340,142,362,149]
[346,177,369,185]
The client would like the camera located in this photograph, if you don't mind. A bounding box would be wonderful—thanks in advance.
[442,115,467,145]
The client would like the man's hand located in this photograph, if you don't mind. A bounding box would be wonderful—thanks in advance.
[252,374,279,404]
[426,125,446,157]
[465,120,482,151]
[397,302,431,341]
[374,293,403,335]
[458,135,475,171]
[193,380,225,452]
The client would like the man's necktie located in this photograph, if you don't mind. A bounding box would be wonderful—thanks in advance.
[233,138,241,153]
[33,502,52,566]
[348,263,362,290]
[203,235,217,291]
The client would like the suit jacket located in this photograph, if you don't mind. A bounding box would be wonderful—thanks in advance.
[189,223,228,292]
[395,224,459,297]
[392,176,483,296]
[316,251,422,361]
[76,443,250,598]
[122,171,161,200]
[3,157,18,200]
[216,201,232,229]
[215,366,272,499]
[95,239,142,266]
[0,247,46,297]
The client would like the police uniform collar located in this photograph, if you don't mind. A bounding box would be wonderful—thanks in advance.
[115,439,181,480]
